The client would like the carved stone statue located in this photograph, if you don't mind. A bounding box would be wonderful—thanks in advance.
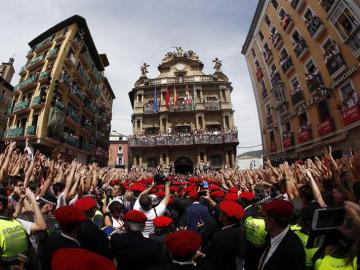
[213,57,222,72]
[175,47,184,57]
[140,63,149,78]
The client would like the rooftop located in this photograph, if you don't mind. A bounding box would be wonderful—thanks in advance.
[28,15,105,72]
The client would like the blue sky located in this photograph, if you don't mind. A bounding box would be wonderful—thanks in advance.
[0,0,261,154]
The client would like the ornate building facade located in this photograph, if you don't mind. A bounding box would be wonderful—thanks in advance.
[242,0,360,162]
[5,15,115,165]
[0,58,15,138]
[128,48,238,173]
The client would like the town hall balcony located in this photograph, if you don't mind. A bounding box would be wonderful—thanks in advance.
[129,130,238,147]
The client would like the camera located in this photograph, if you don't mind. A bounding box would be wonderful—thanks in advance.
[154,174,167,185]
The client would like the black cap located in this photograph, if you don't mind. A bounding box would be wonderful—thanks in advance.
[39,193,57,206]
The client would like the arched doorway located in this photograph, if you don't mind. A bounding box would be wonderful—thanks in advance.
[174,157,193,174]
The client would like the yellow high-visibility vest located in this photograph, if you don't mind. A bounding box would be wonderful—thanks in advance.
[315,255,357,270]
[244,216,267,247]
[0,219,28,261]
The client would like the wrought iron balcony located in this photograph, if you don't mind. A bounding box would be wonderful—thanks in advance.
[32,96,44,106]
[306,16,324,38]
[28,55,45,70]
[63,133,79,148]
[319,0,335,11]
[294,39,308,58]
[204,100,220,110]
[148,75,215,86]
[47,48,58,59]
[70,85,86,103]
[4,127,24,138]
[281,57,293,74]
[129,131,238,147]
[89,84,101,97]
[34,36,52,52]
[13,99,30,112]
[306,72,323,93]
[54,99,65,112]
[291,90,305,106]
[26,126,36,136]
[144,104,159,114]
[67,108,81,124]
[85,102,97,114]
[16,75,37,91]
[325,51,346,76]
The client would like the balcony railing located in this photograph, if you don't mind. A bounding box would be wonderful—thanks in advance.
[16,75,37,91]
[26,126,36,136]
[67,108,81,124]
[54,99,65,111]
[294,39,308,58]
[319,0,335,11]
[264,50,273,64]
[28,54,45,69]
[85,102,97,114]
[70,85,86,103]
[5,127,24,138]
[281,57,293,74]
[144,104,159,114]
[32,96,43,106]
[78,65,91,85]
[318,118,335,136]
[13,99,30,112]
[63,133,79,148]
[39,71,50,82]
[89,84,101,97]
[47,48,58,59]
[298,127,313,144]
[129,131,238,147]
[147,75,215,86]
[204,100,221,110]
[291,90,304,106]
[306,72,323,93]
[290,0,304,12]
[256,68,263,82]
[34,36,52,52]
[306,16,324,38]
[325,51,346,76]
[270,71,281,87]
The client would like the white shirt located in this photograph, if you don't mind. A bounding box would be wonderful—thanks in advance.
[259,226,289,270]
[133,199,167,238]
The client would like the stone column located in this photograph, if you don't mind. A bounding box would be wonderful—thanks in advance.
[222,114,226,129]
[204,151,208,164]
[140,119,143,134]
[139,155,143,167]
[225,152,229,166]
[230,151,235,168]
[195,116,199,129]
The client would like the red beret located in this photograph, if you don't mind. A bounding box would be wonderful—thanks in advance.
[224,193,238,201]
[165,231,202,258]
[262,200,293,217]
[219,201,244,220]
[228,187,239,194]
[157,185,165,190]
[188,190,198,200]
[123,210,147,223]
[210,184,220,191]
[170,186,179,193]
[157,191,165,198]
[239,192,255,202]
[210,190,225,198]
[184,185,197,194]
[110,180,122,186]
[55,206,87,225]
[130,183,146,192]
[52,248,116,270]
[74,197,97,212]
[153,216,173,228]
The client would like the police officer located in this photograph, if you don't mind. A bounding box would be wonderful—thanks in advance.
[0,185,47,268]
[244,205,267,270]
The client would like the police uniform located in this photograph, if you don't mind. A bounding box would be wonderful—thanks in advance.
[244,216,267,270]
[314,255,357,270]
[0,216,28,264]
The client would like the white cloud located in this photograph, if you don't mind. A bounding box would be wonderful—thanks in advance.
[0,0,261,154]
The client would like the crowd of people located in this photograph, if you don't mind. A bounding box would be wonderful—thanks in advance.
[129,128,238,146]
[0,141,360,270]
